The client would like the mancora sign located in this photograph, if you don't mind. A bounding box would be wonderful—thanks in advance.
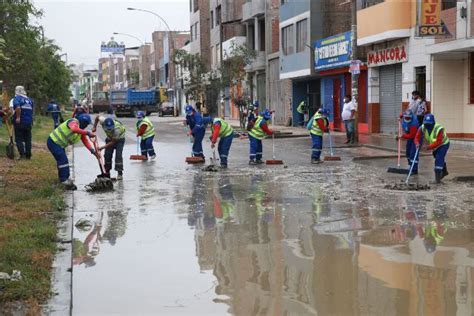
[367,45,408,67]
[418,0,448,36]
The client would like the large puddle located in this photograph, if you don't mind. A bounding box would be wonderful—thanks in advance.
[71,126,474,315]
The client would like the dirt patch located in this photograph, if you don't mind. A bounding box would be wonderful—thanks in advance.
[384,183,431,191]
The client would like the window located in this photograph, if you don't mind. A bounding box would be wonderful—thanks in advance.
[281,0,289,4]
[211,10,214,28]
[259,19,266,51]
[216,43,220,66]
[360,0,384,9]
[442,0,457,10]
[470,53,474,104]
[194,22,199,40]
[415,66,426,100]
[193,0,199,12]
[296,19,307,53]
[282,25,294,56]
[216,5,222,26]
[190,25,194,42]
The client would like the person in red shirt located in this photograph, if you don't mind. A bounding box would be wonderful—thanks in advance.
[397,109,420,174]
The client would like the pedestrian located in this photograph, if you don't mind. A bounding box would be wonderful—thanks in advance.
[47,114,96,190]
[246,101,259,131]
[408,90,420,114]
[72,99,89,118]
[12,85,34,160]
[136,111,156,160]
[248,109,273,165]
[415,95,427,126]
[185,104,206,159]
[210,116,234,169]
[341,95,356,144]
[296,100,307,126]
[47,99,61,129]
[307,108,329,164]
[397,109,419,174]
[92,116,126,180]
[414,114,450,183]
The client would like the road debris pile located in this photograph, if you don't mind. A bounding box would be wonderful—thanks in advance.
[384,182,430,191]
[202,165,219,172]
[85,177,114,192]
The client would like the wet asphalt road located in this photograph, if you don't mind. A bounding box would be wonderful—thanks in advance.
[71,116,474,315]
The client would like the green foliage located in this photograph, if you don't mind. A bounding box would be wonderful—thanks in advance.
[0,0,72,110]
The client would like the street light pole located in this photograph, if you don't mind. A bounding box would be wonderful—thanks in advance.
[113,32,144,45]
[350,0,359,142]
[127,7,176,115]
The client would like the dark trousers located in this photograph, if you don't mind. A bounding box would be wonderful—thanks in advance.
[192,128,205,158]
[140,136,156,158]
[104,138,125,174]
[417,115,424,127]
[433,143,449,172]
[218,134,233,166]
[406,139,419,172]
[249,135,263,161]
[47,137,69,182]
[14,124,32,158]
[311,134,323,159]
[344,119,355,143]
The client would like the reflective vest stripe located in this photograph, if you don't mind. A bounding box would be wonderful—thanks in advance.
[49,119,82,148]
[137,117,155,139]
[310,113,327,136]
[249,116,266,140]
[213,118,234,138]
[422,123,449,149]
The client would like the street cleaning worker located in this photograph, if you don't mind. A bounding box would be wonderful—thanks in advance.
[397,109,419,174]
[136,111,156,160]
[47,99,61,129]
[297,100,307,126]
[12,85,34,160]
[72,100,89,118]
[185,105,206,159]
[47,114,95,190]
[248,109,273,165]
[247,101,259,131]
[414,114,450,183]
[307,108,329,164]
[210,117,234,169]
[92,116,126,180]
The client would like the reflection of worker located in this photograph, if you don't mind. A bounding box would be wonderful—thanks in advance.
[136,111,156,160]
[415,114,450,183]
[248,109,273,165]
[419,221,447,253]
[73,223,102,267]
[185,105,206,159]
[210,117,234,169]
[397,110,419,174]
[308,108,329,164]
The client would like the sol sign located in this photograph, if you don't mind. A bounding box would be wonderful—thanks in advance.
[367,45,408,67]
[418,0,448,36]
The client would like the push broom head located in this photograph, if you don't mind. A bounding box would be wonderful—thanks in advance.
[186,156,205,164]
[387,167,409,174]
[266,159,284,165]
[130,154,148,161]
[324,156,341,161]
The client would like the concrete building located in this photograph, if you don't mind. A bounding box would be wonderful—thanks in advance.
[138,44,152,89]
[123,47,140,89]
[189,0,211,69]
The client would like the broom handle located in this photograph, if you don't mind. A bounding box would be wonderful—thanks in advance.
[397,119,401,168]
[271,112,276,159]
[328,130,334,156]
[136,137,140,155]
[405,145,420,184]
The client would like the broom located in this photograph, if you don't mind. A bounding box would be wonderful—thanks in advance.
[185,133,205,164]
[266,112,284,165]
[324,130,341,161]
[387,120,409,174]
[130,137,148,161]
[5,120,14,160]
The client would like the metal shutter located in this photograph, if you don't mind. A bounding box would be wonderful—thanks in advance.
[379,64,402,134]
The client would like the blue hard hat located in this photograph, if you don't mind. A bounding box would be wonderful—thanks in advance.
[76,114,92,126]
[261,109,271,120]
[423,113,435,125]
[185,105,194,114]
[103,117,115,131]
[253,100,259,108]
[319,108,330,116]
[136,111,145,119]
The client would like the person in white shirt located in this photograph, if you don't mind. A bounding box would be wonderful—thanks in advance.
[408,90,420,114]
[341,95,357,144]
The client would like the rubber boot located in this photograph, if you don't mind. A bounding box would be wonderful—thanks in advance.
[61,179,77,191]
[435,170,442,184]
[442,164,449,179]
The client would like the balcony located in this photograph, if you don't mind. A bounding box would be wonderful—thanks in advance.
[245,51,265,72]
[357,0,413,46]
[222,36,247,60]
[242,0,265,22]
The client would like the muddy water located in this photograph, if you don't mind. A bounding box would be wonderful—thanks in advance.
[72,130,474,315]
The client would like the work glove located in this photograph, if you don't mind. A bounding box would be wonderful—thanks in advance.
[211,142,216,149]
[395,135,400,141]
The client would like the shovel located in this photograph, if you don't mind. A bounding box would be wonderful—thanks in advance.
[388,120,409,174]
[266,113,284,165]
[324,130,341,161]
[93,139,109,178]
[130,137,147,161]
[5,121,14,160]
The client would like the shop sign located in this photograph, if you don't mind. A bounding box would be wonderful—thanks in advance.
[418,0,448,36]
[314,32,352,71]
[367,45,408,67]
[349,60,361,75]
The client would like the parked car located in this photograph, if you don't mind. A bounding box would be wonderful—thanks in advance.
[91,91,109,113]
[159,101,175,117]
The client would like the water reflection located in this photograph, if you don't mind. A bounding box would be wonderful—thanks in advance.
[188,174,474,315]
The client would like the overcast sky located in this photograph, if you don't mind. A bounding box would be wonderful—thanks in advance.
[34,0,190,67]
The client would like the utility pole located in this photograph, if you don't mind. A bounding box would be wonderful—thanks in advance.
[350,0,359,142]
